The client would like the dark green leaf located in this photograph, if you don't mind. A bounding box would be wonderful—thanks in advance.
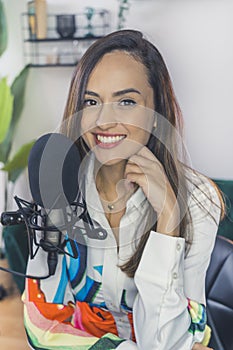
[11,65,30,127]
[0,126,12,163]
[1,140,35,183]
[0,0,7,56]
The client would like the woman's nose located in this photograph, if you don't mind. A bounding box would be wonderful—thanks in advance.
[96,103,118,129]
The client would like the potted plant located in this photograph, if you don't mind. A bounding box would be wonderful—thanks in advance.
[0,0,35,295]
[0,67,35,214]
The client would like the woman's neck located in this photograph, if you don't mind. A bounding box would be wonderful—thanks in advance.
[95,160,127,202]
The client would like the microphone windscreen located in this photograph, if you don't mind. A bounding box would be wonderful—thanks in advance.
[28,133,81,209]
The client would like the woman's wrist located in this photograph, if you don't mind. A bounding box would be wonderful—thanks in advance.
[157,209,180,236]
[156,187,180,237]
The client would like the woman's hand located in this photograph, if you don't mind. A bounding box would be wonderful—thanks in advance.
[192,343,213,350]
[124,146,180,236]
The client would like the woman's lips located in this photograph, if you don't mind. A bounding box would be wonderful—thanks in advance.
[94,133,126,149]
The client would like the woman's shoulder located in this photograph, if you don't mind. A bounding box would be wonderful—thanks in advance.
[184,166,219,200]
[184,166,223,222]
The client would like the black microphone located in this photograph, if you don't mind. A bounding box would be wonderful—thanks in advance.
[28,133,82,275]
[28,132,107,245]
[0,133,107,280]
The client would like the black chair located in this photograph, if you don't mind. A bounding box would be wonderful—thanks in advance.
[205,235,233,350]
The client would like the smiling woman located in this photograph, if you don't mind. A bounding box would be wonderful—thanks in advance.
[23,30,222,350]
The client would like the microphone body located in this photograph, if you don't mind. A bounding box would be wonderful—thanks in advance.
[40,208,66,276]
[40,208,65,250]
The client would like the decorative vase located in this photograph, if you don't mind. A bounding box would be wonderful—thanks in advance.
[35,0,47,39]
[56,14,76,39]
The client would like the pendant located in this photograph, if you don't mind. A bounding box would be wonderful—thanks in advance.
[107,204,114,211]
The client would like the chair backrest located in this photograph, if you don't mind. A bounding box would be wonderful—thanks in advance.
[205,235,233,350]
[213,179,233,241]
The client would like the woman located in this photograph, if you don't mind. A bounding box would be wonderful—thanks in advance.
[23,30,224,349]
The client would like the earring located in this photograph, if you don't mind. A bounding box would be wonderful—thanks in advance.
[153,112,157,129]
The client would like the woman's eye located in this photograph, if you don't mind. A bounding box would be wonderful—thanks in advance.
[119,99,136,107]
[83,99,97,107]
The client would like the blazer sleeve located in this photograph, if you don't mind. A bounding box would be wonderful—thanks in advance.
[130,179,221,350]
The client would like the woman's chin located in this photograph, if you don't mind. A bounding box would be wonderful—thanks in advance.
[91,149,126,167]
[94,155,127,167]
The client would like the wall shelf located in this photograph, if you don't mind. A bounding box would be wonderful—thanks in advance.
[24,35,105,43]
[21,10,111,67]
[28,63,76,68]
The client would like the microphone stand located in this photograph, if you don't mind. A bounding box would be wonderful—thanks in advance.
[0,194,107,280]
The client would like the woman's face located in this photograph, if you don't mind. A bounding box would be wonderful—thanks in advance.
[80,50,155,165]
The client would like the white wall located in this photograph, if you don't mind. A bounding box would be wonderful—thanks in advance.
[0,0,232,213]
[127,0,233,179]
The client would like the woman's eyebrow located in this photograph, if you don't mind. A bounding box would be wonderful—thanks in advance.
[112,88,141,97]
[85,90,99,97]
[84,88,141,98]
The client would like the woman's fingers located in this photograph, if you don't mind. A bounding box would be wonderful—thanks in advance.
[125,161,142,175]
[124,145,177,221]
[136,144,158,161]
[128,152,164,173]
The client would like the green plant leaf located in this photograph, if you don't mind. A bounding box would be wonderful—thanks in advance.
[0,77,14,143]
[0,66,30,163]
[0,124,12,163]
[1,140,35,182]
[0,0,7,56]
[11,65,30,126]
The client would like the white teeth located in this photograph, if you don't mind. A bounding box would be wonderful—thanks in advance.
[96,135,125,144]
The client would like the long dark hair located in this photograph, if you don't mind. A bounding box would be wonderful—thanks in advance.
[62,30,225,277]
